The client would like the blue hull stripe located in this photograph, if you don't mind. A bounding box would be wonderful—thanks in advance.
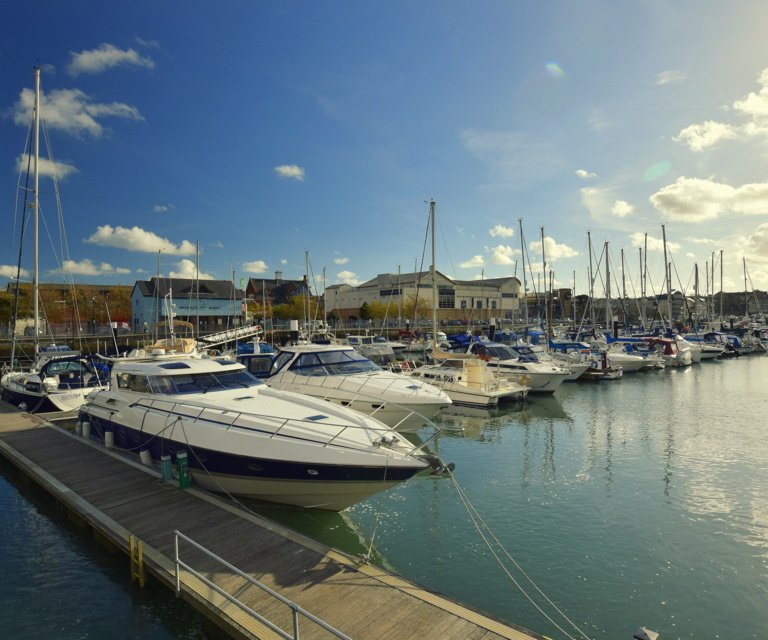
[83,414,421,483]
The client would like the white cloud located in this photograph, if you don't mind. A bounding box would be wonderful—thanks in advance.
[488,224,514,238]
[530,237,578,261]
[274,165,305,180]
[0,266,29,278]
[685,236,716,245]
[57,259,131,276]
[242,260,268,273]
[674,120,738,152]
[336,270,361,286]
[575,169,597,179]
[733,69,768,118]
[674,68,768,152]
[67,43,155,76]
[16,154,77,179]
[489,244,518,266]
[135,37,160,49]
[744,223,768,264]
[612,200,635,218]
[152,204,175,213]
[629,232,681,253]
[459,255,485,268]
[334,257,349,265]
[85,225,197,255]
[655,70,686,85]
[12,87,143,138]
[649,177,768,221]
[169,259,214,279]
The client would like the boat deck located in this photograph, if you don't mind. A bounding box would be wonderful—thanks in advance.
[0,401,546,640]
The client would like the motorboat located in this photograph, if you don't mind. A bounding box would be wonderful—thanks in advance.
[78,355,445,511]
[408,354,529,408]
[238,343,452,431]
[458,340,570,393]
[345,334,395,365]
[580,351,624,380]
[539,340,593,380]
[2,346,110,412]
[680,333,725,360]
[644,337,693,367]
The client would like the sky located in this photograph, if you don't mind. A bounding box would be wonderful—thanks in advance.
[3,0,768,300]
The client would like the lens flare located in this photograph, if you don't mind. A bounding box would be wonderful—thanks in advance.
[644,161,672,181]
[546,62,565,78]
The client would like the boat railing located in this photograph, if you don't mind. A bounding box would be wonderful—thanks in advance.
[173,530,352,640]
[287,371,440,418]
[128,397,399,452]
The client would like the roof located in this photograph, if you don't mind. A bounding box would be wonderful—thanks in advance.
[133,277,244,300]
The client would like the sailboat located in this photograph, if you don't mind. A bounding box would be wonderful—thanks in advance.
[1,67,110,412]
[407,200,528,407]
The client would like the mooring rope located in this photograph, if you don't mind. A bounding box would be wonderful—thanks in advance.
[445,466,593,640]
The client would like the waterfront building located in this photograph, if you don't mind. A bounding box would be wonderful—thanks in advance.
[131,277,245,336]
[324,270,522,326]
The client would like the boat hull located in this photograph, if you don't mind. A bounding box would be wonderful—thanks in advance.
[80,408,426,512]
[1,375,95,412]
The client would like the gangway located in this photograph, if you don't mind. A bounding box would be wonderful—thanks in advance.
[196,324,263,349]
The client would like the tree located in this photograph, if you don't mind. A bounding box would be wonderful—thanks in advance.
[401,294,431,322]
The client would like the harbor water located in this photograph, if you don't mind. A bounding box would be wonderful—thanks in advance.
[2,354,767,639]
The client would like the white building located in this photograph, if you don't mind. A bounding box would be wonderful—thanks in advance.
[325,270,522,325]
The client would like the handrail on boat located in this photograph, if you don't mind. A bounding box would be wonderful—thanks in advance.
[124,397,403,452]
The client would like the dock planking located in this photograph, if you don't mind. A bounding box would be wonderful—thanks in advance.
[0,403,547,640]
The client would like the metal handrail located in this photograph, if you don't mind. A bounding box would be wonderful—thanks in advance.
[173,530,352,640]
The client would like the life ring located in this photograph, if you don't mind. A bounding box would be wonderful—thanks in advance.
[590,360,598,369]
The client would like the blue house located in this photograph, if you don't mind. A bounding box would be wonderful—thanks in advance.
[131,277,245,336]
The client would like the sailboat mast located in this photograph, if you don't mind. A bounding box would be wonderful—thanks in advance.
[587,231,594,332]
[605,241,611,333]
[743,256,748,316]
[33,66,40,356]
[662,224,671,327]
[429,199,437,342]
[518,219,527,325]
[719,249,724,319]
[540,226,546,328]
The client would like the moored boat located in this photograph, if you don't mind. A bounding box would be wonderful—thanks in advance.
[238,343,452,431]
[78,355,443,511]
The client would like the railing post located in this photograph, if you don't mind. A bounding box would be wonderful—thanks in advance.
[174,531,181,594]
[292,607,300,639]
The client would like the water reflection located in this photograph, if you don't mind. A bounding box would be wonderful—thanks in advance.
[436,394,570,440]
[234,497,382,563]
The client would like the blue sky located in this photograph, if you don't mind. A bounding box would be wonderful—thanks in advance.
[3,1,768,299]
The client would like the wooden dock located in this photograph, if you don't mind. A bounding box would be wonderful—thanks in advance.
[0,401,547,640]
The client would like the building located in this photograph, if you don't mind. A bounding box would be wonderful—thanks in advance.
[245,271,312,307]
[324,270,522,325]
[131,277,245,335]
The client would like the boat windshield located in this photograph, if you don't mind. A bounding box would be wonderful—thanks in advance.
[474,344,517,359]
[116,369,262,395]
[287,349,381,377]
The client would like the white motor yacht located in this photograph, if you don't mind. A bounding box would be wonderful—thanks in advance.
[238,344,452,431]
[461,341,570,393]
[79,355,444,511]
[408,354,528,408]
